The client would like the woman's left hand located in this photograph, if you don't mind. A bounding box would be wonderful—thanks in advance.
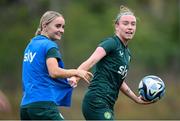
[68,76,78,88]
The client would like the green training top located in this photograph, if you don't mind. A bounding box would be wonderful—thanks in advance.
[88,35,131,108]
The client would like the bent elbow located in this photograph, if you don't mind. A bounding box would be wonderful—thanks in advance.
[49,73,57,79]
[49,71,58,79]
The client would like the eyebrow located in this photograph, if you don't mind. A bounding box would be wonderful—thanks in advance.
[121,20,136,24]
[121,20,136,22]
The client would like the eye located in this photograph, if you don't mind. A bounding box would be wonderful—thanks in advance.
[131,22,136,26]
[122,21,129,25]
[56,24,65,28]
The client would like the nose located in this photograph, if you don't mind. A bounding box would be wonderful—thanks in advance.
[127,24,133,30]
[60,27,64,34]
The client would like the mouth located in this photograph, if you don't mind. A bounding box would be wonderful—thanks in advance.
[56,32,61,35]
[125,31,133,35]
[55,32,62,37]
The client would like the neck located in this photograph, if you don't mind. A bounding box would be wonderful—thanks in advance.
[41,32,48,38]
[40,32,52,40]
[116,34,128,46]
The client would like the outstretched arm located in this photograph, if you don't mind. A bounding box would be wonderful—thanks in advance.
[120,81,153,104]
[68,47,106,87]
[78,47,106,71]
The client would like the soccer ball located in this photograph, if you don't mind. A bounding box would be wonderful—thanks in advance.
[138,75,165,102]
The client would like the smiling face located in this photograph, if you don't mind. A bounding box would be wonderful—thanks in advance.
[42,16,65,40]
[115,15,136,45]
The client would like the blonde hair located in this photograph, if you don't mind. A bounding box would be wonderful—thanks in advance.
[35,11,63,35]
[114,5,134,24]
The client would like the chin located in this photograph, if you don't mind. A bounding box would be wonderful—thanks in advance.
[57,37,61,40]
[54,36,61,40]
[125,38,130,40]
[126,36,133,40]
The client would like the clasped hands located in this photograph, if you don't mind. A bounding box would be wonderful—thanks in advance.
[68,70,93,88]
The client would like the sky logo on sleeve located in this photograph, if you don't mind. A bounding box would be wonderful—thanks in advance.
[24,50,36,63]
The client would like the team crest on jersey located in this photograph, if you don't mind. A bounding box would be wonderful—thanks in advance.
[119,51,124,57]
[104,111,112,119]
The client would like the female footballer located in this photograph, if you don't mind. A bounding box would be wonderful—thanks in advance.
[20,11,92,120]
[69,5,153,120]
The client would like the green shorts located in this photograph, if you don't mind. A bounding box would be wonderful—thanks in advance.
[82,92,114,120]
[20,101,64,120]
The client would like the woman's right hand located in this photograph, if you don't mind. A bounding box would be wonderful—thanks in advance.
[136,95,156,105]
[76,70,93,83]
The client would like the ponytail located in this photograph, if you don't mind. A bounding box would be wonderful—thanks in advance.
[35,11,63,36]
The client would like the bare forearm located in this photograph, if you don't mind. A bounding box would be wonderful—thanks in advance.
[71,47,106,83]
[120,81,154,105]
[78,47,106,71]
[46,58,78,78]
[78,60,93,71]
[50,68,78,78]
[120,81,139,103]
[75,60,93,82]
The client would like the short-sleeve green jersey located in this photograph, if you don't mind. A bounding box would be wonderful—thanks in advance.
[46,47,61,60]
[87,35,131,107]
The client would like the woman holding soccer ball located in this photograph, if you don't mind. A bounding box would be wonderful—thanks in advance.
[69,5,154,120]
[20,11,93,120]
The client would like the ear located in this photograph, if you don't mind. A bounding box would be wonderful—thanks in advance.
[42,22,47,30]
[115,23,119,31]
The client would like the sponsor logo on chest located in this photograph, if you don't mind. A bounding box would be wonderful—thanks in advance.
[24,50,36,63]
[118,65,128,79]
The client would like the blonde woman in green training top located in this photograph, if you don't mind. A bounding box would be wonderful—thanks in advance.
[68,5,154,120]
